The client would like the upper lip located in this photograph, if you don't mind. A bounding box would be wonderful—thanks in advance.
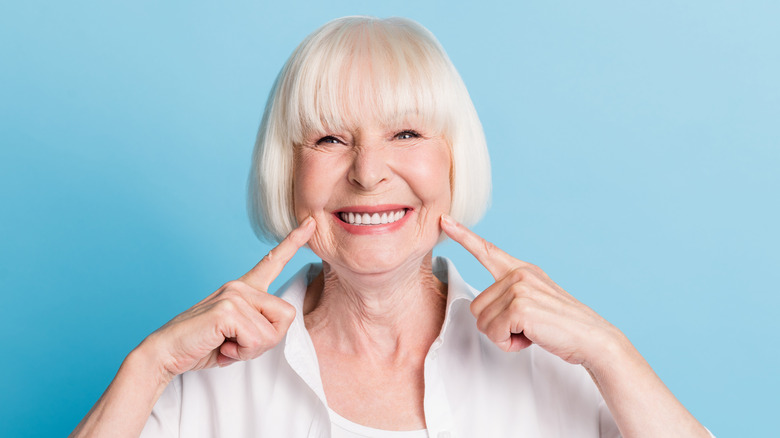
[333,204,412,214]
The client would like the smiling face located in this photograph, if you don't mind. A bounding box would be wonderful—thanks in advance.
[293,117,452,275]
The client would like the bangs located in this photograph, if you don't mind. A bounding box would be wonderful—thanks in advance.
[279,17,456,143]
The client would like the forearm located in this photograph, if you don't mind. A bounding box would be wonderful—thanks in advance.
[586,335,710,438]
[70,345,172,438]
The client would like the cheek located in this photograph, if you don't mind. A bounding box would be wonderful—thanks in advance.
[293,153,344,259]
[306,229,338,261]
[293,154,337,218]
[400,146,452,208]
[294,178,331,249]
[294,176,336,260]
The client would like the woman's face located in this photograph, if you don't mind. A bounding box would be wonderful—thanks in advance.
[293,116,452,276]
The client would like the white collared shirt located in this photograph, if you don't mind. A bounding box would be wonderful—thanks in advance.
[141,257,622,438]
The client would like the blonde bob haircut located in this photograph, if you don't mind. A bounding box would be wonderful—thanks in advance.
[248,16,491,243]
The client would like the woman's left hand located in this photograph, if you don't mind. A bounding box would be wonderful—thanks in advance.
[440,214,627,369]
[441,214,713,437]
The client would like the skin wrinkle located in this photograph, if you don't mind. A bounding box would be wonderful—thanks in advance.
[304,253,446,360]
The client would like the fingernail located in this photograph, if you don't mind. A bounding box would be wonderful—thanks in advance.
[441,214,455,227]
[301,216,314,227]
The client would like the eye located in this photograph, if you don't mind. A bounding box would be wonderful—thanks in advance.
[316,135,342,145]
[395,130,421,140]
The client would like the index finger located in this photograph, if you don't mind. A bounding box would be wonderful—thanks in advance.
[240,216,316,291]
[440,214,518,280]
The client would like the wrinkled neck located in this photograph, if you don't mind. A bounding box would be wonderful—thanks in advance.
[303,252,447,358]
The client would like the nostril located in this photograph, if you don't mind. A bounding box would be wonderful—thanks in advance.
[348,154,390,189]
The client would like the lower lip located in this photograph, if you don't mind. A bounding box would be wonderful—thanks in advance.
[333,209,413,235]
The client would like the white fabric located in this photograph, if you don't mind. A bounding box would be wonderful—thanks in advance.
[141,257,622,438]
[329,408,428,438]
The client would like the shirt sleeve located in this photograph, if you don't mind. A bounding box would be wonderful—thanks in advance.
[139,376,181,437]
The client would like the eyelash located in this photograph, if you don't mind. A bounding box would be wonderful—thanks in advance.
[315,135,342,145]
[314,130,421,146]
[395,130,421,140]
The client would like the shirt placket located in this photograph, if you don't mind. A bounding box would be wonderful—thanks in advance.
[423,335,455,438]
[284,315,331,437]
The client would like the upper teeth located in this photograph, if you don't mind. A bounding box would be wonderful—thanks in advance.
[339,209,407,225]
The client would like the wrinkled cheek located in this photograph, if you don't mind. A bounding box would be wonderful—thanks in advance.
[419,184,452,242]
[294,198,332,256]
[306,233,326,258]
[306,228,339,262]
[292,179,327,220]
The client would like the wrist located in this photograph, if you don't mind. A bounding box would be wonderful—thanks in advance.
[582,328,642,378]
[580,331,710,437]
[124,337,176,393]
[70,339,175,437]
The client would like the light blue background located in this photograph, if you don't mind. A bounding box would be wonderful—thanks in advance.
[1,1,777,436]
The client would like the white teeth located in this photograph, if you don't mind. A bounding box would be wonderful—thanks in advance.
[339,209,407,225]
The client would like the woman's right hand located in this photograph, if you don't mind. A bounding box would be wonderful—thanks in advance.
[140,217,316,380]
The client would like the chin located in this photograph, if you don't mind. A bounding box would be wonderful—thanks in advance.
[325,239,439,278]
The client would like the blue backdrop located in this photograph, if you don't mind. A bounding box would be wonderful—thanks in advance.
[1,1,777,436]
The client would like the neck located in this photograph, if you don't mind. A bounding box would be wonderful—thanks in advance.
[303,253,447,360]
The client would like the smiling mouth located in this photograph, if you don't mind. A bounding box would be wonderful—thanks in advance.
[337,209,408,225]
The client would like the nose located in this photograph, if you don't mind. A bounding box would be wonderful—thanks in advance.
[348,145,391,191]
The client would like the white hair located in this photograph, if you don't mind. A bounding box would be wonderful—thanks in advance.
[248,16,491,242]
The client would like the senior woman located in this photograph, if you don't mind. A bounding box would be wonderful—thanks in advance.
[72,16,711,438]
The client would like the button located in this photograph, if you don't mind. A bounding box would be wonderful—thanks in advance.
[438,431,451,438]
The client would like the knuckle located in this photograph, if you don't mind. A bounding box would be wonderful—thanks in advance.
[278,301,296,321]
[221,280,245,294]
[508,268,525,283]
[220,290,244,304]
[509,282,526,298]
[469,299,479,315]
[485,323,504,343]
[245,337,263,352]
[222,280,240,290]
[214,298,239,315]
[522,319,536,336]
[524,263,545,277]
[264,331,282,345]
[476,316,490,333]
[509,298,532,316]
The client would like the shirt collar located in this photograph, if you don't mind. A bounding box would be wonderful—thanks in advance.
[275,257,477,400]
[431,256,478,346]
